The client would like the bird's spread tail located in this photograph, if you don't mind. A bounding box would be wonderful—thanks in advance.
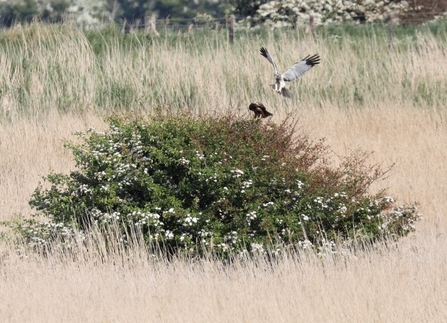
[263,110,273,117]
[280,87,293,98]
[270,84,293,98]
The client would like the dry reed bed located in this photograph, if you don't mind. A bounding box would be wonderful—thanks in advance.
[1,104,447,322]
[0,25,446,118]
[1,229,447,322]
[294,104,447,227]
[0,113,106,221]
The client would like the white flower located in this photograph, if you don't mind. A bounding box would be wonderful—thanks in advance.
[383,196,394,203]
[246,211,257,222]
[165,230,174,239]
[183,214,199,226]
[179,157,190,165]
[298,240,313,249]
[251,243,265,253]
[242,180,252,189]
[230,168,244,178]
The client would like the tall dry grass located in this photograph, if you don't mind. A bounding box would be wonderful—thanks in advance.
[1,226,447,322]
[1,24,447,322]
[0,23,446,120]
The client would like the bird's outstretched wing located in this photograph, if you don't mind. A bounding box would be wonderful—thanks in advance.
[260,47,279,74]
[282,54,320,82]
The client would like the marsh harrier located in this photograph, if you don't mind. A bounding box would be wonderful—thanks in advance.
[249,102,273,119]
[260,47,320,98]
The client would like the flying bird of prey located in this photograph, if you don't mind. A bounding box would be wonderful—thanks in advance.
[249,101,273,119]
[260,47,320,98]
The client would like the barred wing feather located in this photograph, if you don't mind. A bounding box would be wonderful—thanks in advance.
[260,47,279,74]
[282,54,320,82]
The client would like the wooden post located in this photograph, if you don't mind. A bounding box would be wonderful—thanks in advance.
[309,15,315,41]
[164,14,170,34]
[146,13,159,36]
[387,14,394,52]
[229,14,235,44]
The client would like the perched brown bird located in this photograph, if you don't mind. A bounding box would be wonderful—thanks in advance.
[249,102,273,119]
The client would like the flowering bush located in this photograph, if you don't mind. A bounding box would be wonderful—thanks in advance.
[21,114,419,257]
[242,0,411,28]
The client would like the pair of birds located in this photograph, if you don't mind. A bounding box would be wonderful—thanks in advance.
[249,47,320,119]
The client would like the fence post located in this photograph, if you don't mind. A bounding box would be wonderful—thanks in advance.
[309,15,315,41]
[146,13,159,36]
[387,14,394,52]
[164,14,170,34]
[229,14,235,44]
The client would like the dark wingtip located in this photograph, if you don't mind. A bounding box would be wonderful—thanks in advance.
[260,47,268,58]
[305,54,320,66]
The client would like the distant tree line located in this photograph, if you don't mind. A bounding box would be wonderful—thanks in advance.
[0,0,445,28]
[0,0,232,28]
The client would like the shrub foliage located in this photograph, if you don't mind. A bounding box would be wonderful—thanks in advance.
[23,114,419,256]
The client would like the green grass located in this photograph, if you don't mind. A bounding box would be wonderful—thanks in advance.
[315,20,447,40]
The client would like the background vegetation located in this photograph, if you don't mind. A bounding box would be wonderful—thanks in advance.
[0,21,447,124]
[0,21,447,321]
[0,0,446,29]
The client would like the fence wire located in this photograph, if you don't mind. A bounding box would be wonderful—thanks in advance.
[117,12,447,35]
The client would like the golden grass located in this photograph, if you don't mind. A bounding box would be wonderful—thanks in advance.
[0,113,107,221]
[294,104,447,227]
[1,24,447,322]
[1,224,447,322]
